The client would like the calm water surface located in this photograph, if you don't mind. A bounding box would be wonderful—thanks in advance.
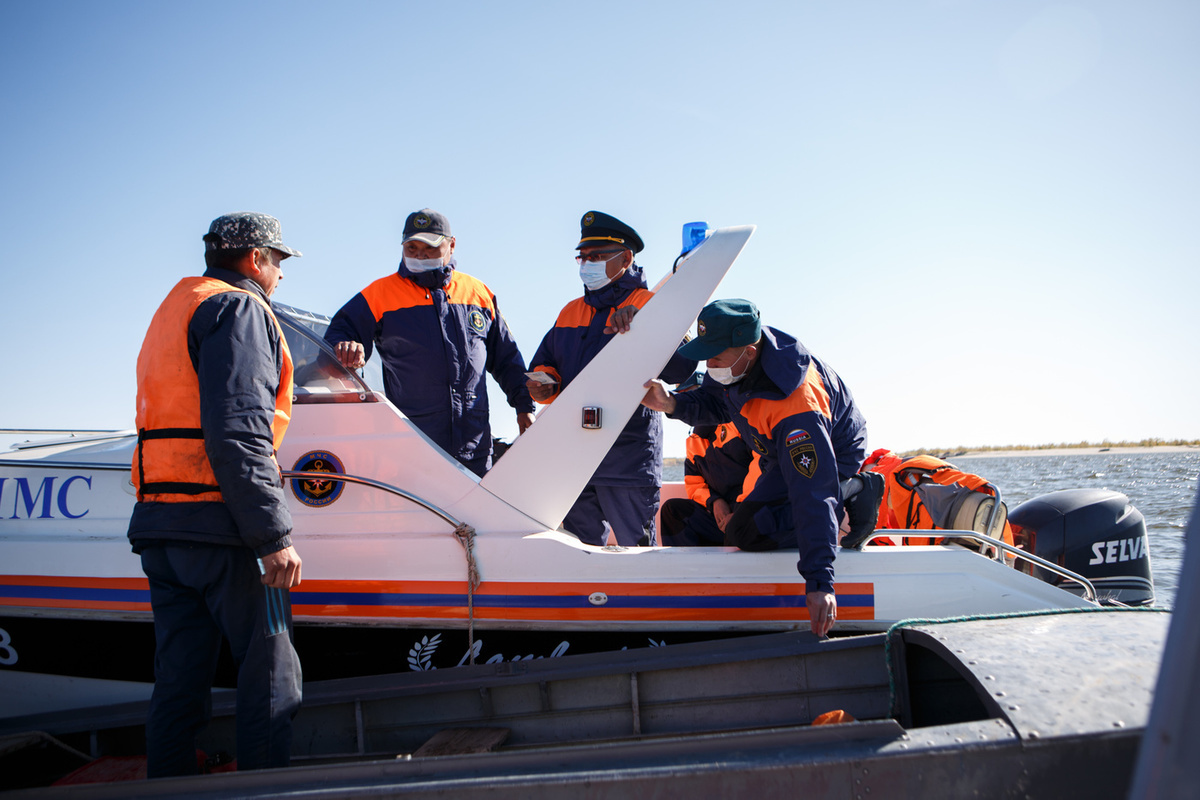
[664,451,1199,609]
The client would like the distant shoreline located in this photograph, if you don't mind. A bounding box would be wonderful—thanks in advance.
[663,443,1198,467]
[947,445,1198,459]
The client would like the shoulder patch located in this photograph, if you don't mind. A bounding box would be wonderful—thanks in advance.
[785,429,810,446]
[790,443,817,478]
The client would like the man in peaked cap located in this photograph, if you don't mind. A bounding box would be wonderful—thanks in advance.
[325,208,535,477]
[525,211,696,547]
[640,299,870,637]
[128,212,304,775]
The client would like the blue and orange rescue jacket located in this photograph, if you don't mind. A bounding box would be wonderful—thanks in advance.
[684,423,758,513]
[325,260,533,473]
[528,265,696,486]
[671,327,868,593]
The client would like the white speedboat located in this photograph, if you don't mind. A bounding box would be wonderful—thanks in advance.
[0,226,1154,718]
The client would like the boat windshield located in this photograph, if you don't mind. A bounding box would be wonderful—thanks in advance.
[274,303,382,403]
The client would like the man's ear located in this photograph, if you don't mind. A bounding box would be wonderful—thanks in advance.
[226,248,264,281]
[246,247,268,277]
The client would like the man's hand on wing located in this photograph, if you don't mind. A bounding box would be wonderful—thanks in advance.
[604,306,637,334]
[641,379,677,414]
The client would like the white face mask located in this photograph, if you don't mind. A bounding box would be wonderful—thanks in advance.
[405,256,444,273]
[708,347,750,385]
[578,259,614,291]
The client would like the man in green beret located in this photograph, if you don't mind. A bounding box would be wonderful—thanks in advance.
[641,299,869,636]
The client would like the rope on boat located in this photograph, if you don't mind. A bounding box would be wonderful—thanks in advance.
[881,605,1170,717]
[454,523,480,665]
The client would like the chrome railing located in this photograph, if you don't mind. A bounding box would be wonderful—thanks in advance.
[282,470,464,529]
[852,528,1098,604]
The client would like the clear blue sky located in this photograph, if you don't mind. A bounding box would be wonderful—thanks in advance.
[1,0,1196,456]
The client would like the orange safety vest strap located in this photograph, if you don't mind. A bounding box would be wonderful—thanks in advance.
[135,428,218,497]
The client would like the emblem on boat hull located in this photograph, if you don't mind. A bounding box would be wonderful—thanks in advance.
[290,450,346,507]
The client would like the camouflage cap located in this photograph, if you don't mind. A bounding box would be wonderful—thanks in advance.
[203,212,302,258]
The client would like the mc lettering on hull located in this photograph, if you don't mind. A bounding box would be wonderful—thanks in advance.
[0,476,91,520]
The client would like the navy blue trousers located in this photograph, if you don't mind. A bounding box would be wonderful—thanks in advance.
[141,544,302,776]
[658,498,727,547]
[563,484,660,546]
[725,499,799,550]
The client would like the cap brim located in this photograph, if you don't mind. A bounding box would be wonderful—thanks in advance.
[676,337,729,361]
[575,236,628,250]
[270,243,302,258]
[405,232,447,247]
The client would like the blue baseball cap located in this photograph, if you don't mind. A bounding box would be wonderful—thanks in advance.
[403,208,452,247]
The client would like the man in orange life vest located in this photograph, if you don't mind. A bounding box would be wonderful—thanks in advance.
[127,212,303,776]
[642,299,869,636]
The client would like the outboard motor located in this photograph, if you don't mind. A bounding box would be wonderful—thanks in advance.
[1008,489,1154,606]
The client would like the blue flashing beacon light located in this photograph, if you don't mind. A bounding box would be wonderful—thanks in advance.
[680,221,711,256]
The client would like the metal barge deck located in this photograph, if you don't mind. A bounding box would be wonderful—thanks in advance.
[0,608,1170,798]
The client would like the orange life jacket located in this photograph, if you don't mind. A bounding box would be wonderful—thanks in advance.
[864,452,1014,548]
[132,277,293,504]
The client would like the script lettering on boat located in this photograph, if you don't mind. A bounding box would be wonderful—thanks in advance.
[0,627,17,666]
[406,635,573,671]
[0,475,91,520]
[454,639,573,668]
[1089,536,1146,565]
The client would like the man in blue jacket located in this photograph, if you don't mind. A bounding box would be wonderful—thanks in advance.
[526,211,696,546]
[326,209,535,476]
[641,299,869,636]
